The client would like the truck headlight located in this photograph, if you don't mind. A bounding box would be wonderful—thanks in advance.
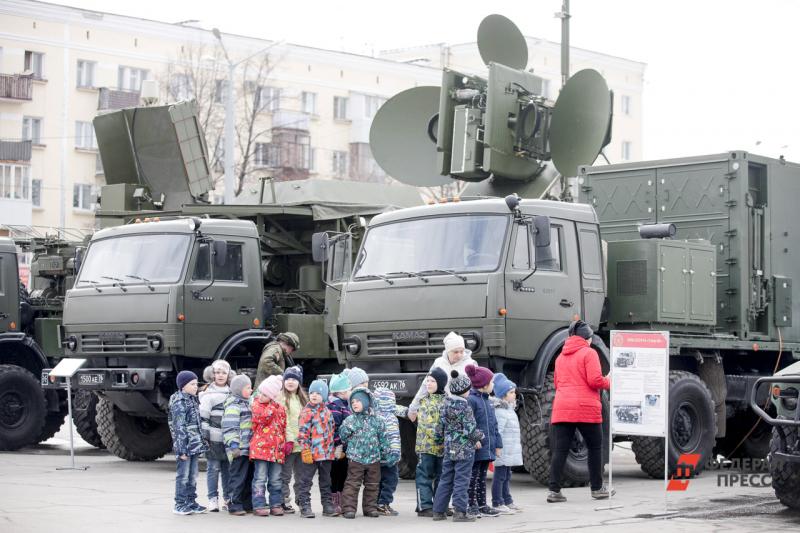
[148,335,164,352]
[66,336,78,351]
[343,336,362,356]
[462,331,482,352]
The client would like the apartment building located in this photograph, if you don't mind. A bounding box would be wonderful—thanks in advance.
[0,0,644,233]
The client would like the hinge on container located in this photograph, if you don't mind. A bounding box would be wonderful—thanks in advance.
[725,229,737,237]
[725,288,738,295]
[725,200,737,207]
[725,258,738,265]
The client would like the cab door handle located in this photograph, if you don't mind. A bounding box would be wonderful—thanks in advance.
[239,306,254,315]
[559,299,573,308]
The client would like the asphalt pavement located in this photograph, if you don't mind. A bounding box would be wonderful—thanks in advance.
[1,425,799,533]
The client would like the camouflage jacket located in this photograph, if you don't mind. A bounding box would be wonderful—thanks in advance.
[255,341,287,388]
[415,393,445,456]
[373,388,408,466]
[339,389,389,465]
[222,394,253,461]
[435,395,483,461]
[168,391,208,457]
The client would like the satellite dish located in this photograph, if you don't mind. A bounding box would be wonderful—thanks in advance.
[549,69,611,178]
[369,86,452,187]
[477,14,528,70]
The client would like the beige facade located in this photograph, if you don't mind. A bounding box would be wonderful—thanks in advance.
[0,0,644,233]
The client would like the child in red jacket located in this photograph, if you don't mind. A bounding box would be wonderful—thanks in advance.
[250,375,287,516]
[296,379,337,518]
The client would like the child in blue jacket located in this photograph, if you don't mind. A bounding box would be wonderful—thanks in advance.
[168,370,208,515]
[465,365,503,518]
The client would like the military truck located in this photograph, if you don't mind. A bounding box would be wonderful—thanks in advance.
[0,232,89,450]
[42,101,422,461]
[750,363,800,509]
[324,151,800,487]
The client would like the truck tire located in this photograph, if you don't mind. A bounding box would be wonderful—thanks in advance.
[519,372,609,487]
[37,389,67,443]
[72,391,105,449]
[0,364,46,451]
[631,370,716,478]
[715,412,770,459]
[96,398,171,461]
[398,417,418,479]
[769,426,800,510]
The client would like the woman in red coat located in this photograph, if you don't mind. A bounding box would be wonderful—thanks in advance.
[547,320,611,503]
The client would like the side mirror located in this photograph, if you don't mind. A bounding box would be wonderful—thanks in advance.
[212,240,228,268]
[311,232,329,263]
[533,215,551,248]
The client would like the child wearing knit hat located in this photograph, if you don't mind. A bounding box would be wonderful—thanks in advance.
[432,370,484,522]
[326,372,352,514]
[278,365,309,513]
[199,360,235,512]
[168,370,208,515]
[347,367,369,389]
[374,387,409,516]
[250,375,287,516]
[490,373,523,514]
[295,379,337,518]
[465,365,503,518]
[222,374,253,515]
[414,367,447,517]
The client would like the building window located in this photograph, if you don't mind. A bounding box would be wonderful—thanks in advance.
[621,95,631,115]
[305,147,316,171]
[95,153,104,175]
[621,141,632,161]
[214,79,229,104]
[332,151,348,177]
[22,117,42,144]
[170,74,193,101]
[333,96,348,120]
[73,183,95,211]
[77,60,96,88]
[254,142,273,167]
[117,66,148,91]
[24,51,44,79]
[255,86,281,111]
[31,179,42,207]
[364,95,386,118]
[301,91,317,114]
[75,121,97,150]
[0,164,31,201]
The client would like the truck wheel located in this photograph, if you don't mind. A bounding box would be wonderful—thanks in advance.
[398,417,418,479]
[72,391,105,449]
[715,412,770,459]
[0,364,46,451]
[519,372,609,487]
[96,398,171,461]
[769,426,800,510]
[631,370,716,478]
[37,389,67,443]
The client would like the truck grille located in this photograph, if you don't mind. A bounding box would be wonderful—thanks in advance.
[366,331,448,358]
[80,333,150,353]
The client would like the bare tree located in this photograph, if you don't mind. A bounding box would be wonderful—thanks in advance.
[163,44,283,197]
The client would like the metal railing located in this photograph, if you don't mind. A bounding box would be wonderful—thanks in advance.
[98,87,140,110]
[0,140,32,161]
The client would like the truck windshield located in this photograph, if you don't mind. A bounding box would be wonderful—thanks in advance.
[77,234,192,286]
[353,214,509,278]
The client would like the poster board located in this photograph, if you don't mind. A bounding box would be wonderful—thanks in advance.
[609,331,669,437]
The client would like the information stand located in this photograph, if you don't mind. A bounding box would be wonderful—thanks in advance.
[49,358,90,471]
[597,331,669,512]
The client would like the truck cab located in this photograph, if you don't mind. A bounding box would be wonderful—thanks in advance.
[333,197,605,395]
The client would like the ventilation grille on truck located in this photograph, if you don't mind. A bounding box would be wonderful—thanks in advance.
[366,331,448,358]
[79,333,149,353]
[617,260,648,296]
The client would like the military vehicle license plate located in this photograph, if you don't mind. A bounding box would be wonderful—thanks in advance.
[372,379,408,392]
[79,373,104,385]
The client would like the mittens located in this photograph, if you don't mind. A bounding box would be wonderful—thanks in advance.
[301,447,314,464]
[282,441,295,457]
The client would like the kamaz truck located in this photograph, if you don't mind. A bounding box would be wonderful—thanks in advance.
[42,101,422,461]
[325,151,800,486]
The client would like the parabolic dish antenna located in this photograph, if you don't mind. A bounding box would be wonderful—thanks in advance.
[477,14,528,70]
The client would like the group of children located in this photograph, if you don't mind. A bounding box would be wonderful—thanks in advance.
[167,332,523,522]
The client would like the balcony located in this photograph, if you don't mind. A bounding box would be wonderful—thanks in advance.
[0,74,33,102]
[272,110,310,132]
[0,140,32,162]
[98,87,140,111]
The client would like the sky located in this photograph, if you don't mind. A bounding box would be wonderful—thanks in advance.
[47,0,800,162]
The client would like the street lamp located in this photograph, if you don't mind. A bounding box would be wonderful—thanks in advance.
[212,28,282,204]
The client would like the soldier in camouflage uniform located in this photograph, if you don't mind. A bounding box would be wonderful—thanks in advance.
[255,332,300,389]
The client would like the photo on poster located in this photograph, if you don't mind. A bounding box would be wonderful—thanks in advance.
[614,351,637,368]
[614,402,643,425]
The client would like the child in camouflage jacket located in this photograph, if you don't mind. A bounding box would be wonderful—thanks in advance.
[373,387,408,515]
[338,387,389,518]
[168,371,208,515]
[414,367,447,516]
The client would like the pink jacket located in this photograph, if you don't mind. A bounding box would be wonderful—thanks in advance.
[551,336,610,423]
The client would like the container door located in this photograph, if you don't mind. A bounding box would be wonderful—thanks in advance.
[658,243,688,321]
[581,168,657,240]
[688,246,716,323]
[0,253,20,332]
[576,223,605,328]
